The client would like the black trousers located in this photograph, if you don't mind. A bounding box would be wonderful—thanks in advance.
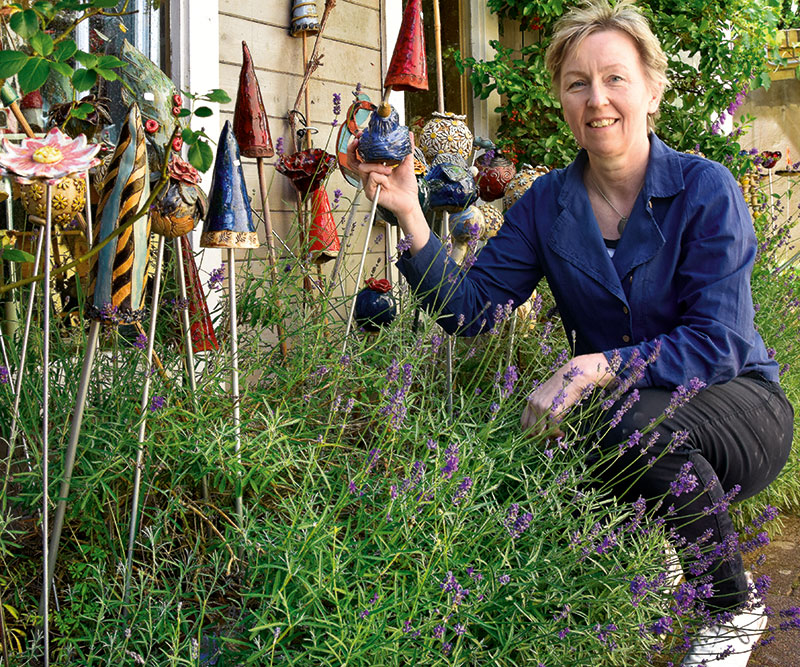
[593,372,794,611]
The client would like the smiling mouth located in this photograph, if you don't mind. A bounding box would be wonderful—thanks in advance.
[588,119,617,128]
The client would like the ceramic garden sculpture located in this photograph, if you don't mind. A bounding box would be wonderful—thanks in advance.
[419,111,473,163]
[502,163,550,211]
[475,151,517,203]
[426,152,478,212]
[384,0,428,93]
[357,103,411,165]
[355,277,397,331]
[233,41,274,159]
[478,203,505,240]
[290,0,320,36]
[277,148,336,198]
[150,156,208,239]
[308,188,341,262]
[449,205,485,265]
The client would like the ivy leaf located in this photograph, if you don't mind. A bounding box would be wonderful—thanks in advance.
[18,57,51,93]
[72,68,98,92]
[10,10,40,39]
[204,89,231,104]
[74,50,98,69]
[1,248,35,263]
[29,31,54,57]
[0,51,31,79]
[194,106,213,118]
[188,140,214,172]
[53,39,78,63]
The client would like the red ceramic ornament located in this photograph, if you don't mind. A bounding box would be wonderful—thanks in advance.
[233,41,274,158]
[475,152,517,202]
[384,0,428,92]
[276,148,336,197]
[308,187,341,263]
[179,235,219,353]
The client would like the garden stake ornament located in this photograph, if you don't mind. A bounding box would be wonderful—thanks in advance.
[0,125,101,666]
[201,120,260,525]
[233,41,289,361]
[44,105,149,614]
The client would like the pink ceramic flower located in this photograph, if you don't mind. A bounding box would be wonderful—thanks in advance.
[0,127,101,181]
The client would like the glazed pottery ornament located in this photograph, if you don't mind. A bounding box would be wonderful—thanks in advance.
[277,148,336,197]
[86,104,151,323]
[233,41,274,158]
[426,153,478,211]
[761,150,781,169]
[449,206,485,265]
[475,151,516,202]
[384,0,428,92]
[17,176,87,227]
[337,93,374,187]
[355,277,397,332]
[290,0,320,36]
[502,163,549,211]
[308,187,341,262]
[179,235,219,353]
[201,121,259,249]
[478,203,505,240]
[150,156,209,239]
[357,103,412,165]
[419,112,473,163]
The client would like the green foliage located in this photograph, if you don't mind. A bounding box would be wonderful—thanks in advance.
[459,0,785,171]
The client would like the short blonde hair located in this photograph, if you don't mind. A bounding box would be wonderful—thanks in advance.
[545,0,668,132]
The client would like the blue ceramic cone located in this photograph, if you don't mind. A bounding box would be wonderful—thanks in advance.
[201,121,259,249]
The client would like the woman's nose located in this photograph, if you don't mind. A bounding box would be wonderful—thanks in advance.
[587,83,609,107]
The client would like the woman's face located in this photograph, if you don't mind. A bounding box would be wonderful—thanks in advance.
[559,29,661,163]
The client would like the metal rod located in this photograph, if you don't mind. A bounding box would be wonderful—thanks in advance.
[228,249,243,524]
[341,184,381,353]
[44,319,100,601]
[256,158,288,361]
[41,185,52,667]
[7,227,45,462]
[442,210,453,422]
[83,170,93,246]
[330,188,362,296]
[123,236,166,605]
[174,238,197,394]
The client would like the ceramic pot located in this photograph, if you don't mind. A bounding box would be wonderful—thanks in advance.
[478,203,504,240]
[502,164,549,211]
[419,111,473,163]
[18,175,86,227]
[355,277,397,332]
[475,152,516,202]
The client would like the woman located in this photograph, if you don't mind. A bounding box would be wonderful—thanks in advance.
[350,1,793,664]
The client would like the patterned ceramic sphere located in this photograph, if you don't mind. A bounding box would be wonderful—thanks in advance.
[18,176,86,227]
[475,152,516,202]
[419,111,473,163]
[426,153,478,212]
[502,164,549,211]
[478,203,504,240]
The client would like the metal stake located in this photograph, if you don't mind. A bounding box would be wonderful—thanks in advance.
[442,210,453,422]
[83,170,93,246]
[41,185,52,667]
[228,249,243,523]
[123,236,166,604]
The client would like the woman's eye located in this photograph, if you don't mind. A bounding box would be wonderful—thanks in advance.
[609,75,624,83]
[567,80,585,90]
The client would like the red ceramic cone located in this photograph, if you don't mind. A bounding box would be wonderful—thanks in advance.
[384,0,428,92]
[180,235,219,353]
[233,41,274,158]
[308,188,341,263]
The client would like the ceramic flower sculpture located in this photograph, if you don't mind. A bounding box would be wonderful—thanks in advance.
[355,277,397,332]
[277,148,336,198]
[86,104,151,323]
[201,121,259,249]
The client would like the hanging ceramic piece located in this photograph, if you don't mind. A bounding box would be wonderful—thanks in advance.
[478,203,505,240]
[355,277,397,332]
[150,156,208,239]
[115,39,184,172]
[502,163,549,211]
[233,41,274,158]
[475,151,517,202]
[337,93,374,187]
[426,153,478,212]
[290,0,320,37]
[277,148,336,197]
[449,205,485,265]
[384,0,428,92]
[179,235,219,353]
[201,121,259,249]
[86,104,151,323]
[357,103,411,165]
[419,112,473,163]
[308,187,341,263]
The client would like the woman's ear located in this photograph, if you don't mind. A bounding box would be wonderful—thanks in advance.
[648,81,665,115]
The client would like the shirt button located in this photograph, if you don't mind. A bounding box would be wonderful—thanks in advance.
[622,334,631,343]
[629,275,633,283]
[622,306,629,315]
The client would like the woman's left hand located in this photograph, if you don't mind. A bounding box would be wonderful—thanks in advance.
[521,353,614,436]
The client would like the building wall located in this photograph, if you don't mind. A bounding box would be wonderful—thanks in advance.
[217,0,394,293]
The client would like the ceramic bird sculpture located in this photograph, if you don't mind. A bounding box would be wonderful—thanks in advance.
[357,103,412,165]
[201,121,259,249]
[150,156,209,239]
[86,103,151,323]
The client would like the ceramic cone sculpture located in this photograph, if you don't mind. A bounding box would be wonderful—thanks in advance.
[179,235,219,353]
[233,41,274,159]
[86,103,151,323]
[308,188,340,263]
[201,121,259,249]
[384,0,428,92]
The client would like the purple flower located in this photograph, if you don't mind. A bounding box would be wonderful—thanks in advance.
[441,455,459,479]
[348,480,359,495]
[650,616,673,636]
[451,477,473,505]
[367,448,381,471]
[426,438,437,450]
[332,188,342,208]
[665,378,706,418]
[557,627,570,639]
[0,365,9,384]
[332,92,341,117]
[275,136,284,156]
[133,332,148,350]
[149,395,165,412]
[500,365,518,399]
[669,462,699,497]
[359,609,370,619]
[498,574,510,585]
[433,624,445,638]
[396,234,414,254]
[453,623,466,636]
[208,265,225,290]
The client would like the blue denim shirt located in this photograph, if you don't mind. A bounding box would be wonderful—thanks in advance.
[397,134,779,389]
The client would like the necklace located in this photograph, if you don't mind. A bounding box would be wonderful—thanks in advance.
[589,173,631,236]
